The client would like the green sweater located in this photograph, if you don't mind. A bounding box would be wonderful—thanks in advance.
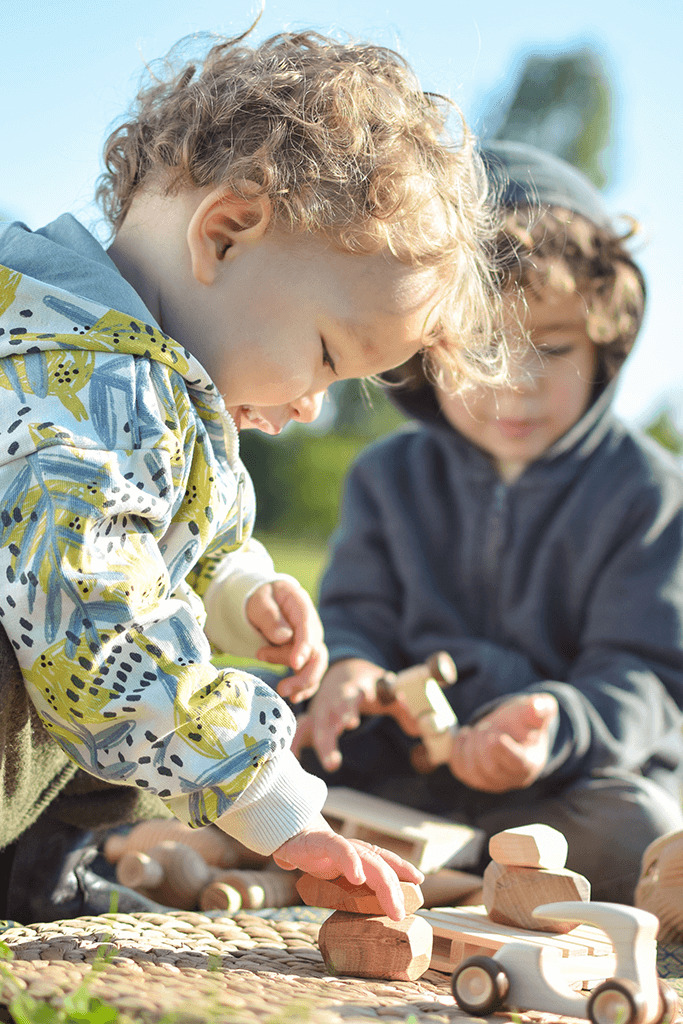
[0,625,169,850]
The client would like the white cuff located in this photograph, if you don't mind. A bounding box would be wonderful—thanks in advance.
[214,751,328,854]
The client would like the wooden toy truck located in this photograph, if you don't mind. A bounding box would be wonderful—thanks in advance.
[450,901,678,1024]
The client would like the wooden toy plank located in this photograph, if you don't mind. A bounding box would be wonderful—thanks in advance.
[323,788,485,873]
[420,868,483,908]
[418,905,615,973]
[422,905,614,955]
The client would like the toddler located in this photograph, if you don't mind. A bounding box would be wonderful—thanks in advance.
[0,29,501,920]
[297,141,683,903]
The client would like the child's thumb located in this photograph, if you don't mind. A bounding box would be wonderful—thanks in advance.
[529,693,559,724]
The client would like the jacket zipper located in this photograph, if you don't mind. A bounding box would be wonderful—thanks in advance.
[235,472,245,544]
[483,481,508,632]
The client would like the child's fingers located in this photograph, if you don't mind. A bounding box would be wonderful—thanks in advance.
[247,588,294,645]
[277,646,329,703]
[315,698,363,771]
[350,844,409,920]
[352,841,424,884]
[271,580,324,670]
[291,713,312,758]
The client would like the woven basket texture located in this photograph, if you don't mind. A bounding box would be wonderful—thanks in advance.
[0,909,461,1023]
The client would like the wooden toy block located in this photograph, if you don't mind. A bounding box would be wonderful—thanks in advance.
[323,787,485,873]
[635,828,683,942]
[103,818,266,869]
[418,904,616,981]
[198,881,243,913]
[115,840,214,910]
[296,873,424,915]
[318,910,433,981]
[419,868,484,908]
[488,824,568,869]
[376,652,458,768]
[450,902,676,1024]
[198,868,301,911]
[483,861,590,932]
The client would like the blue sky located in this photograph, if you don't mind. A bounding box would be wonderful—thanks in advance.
[2,0,681,424]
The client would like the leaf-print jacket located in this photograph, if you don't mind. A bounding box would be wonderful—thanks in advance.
[0,216,326,854]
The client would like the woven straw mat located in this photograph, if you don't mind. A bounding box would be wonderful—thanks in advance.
[3,910,680,1024]
[0,909,472,1024]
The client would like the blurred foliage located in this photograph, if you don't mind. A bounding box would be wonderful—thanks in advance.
[240,379,405,540]
[645,409,683,455]
[482,45,613,188]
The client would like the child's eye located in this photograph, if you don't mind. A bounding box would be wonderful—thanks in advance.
[538,343,575,359]
[321,338,338,375]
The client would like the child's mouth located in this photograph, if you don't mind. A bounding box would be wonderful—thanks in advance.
[237,406,284,435]
[496,418,538,440]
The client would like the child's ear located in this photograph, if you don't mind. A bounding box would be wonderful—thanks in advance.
[187,185,271,286]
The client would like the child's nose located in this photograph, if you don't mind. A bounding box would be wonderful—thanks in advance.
[509,355,542,392]
[289,391,325,424]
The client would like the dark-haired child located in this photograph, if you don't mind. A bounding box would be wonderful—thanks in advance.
[297,142,683,903]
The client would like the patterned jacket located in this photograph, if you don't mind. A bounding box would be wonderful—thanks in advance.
[0,217,325,854]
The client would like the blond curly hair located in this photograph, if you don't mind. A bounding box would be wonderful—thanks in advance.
[495,206,646,379]
[95,28,506,391]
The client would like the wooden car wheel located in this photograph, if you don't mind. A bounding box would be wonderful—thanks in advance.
[588,978,646,1024]
[451,956,509,1015]
[655,980,680,1024]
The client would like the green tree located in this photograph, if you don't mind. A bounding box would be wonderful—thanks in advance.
[645,409,683,455]
[482,46,613,188]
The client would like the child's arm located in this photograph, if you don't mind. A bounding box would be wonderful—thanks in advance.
[203,541,328,701]
[246,579,328,704]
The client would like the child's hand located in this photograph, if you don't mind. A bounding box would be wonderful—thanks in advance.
[293,658,419,772]
[246,580,328,703]
[448,693,558,792]
[272,813,424,921]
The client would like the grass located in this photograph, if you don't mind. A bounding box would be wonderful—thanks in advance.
[256,531,330,602]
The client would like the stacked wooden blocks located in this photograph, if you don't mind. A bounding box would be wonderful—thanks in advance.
[297,873,433,981]
[482,824,590,933]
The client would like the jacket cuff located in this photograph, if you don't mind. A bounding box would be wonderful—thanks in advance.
[213,751,328,855]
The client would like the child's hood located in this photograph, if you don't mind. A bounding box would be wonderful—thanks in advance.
[387,141,626,430]
[0,215,218,400]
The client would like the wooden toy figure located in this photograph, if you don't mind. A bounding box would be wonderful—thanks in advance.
[103,818,267,869]
[635,829,683,942]
[450,901,679,1024]
[376,651,458,768]
[115,840,214,910]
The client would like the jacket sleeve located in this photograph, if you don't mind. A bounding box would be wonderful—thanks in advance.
[0,443,326,854]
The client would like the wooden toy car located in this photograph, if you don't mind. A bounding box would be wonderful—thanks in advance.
[450,901,678,1024]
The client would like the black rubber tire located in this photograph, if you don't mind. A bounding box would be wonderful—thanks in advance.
[451,955,510,1015]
